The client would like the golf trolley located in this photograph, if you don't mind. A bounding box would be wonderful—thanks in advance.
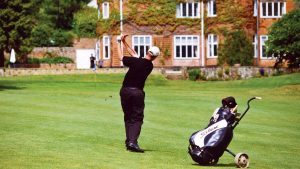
[188,97,261,168]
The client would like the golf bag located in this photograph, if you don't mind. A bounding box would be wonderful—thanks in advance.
[188,97,237,165]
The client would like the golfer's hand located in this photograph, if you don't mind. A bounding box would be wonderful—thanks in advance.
[121,34,128,42]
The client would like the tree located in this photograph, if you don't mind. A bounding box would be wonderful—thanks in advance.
[31,0,91,47]
[42,0,91,29]
[0,0,37,67]
[74,7,97,38]
[218,30,254,66]
[266,9,300,68]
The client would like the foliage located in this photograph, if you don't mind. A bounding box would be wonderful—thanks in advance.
[41,0,90,29]
[0,0,37,66]
[96,0,255,37]
[30,0,90,47]
[74,7,98,38]
[31,25,74,47]
[27,56,73,64]
[125,0,200,34]
[188,68,200,81]
[96,9,121,36]
[96,0,201,36]
[218,30,254,66]
[27,58,40,64]
[205,0,253,35]
[266,9,300,68]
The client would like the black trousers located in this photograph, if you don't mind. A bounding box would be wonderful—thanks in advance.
[120,87,145,145]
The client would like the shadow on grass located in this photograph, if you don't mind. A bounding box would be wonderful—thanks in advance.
[0,85,25,91]
[192,163,236,167]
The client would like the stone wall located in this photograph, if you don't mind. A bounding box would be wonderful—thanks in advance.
[163,67,297,80]
[1,67,297,79]
[0,68,161,77]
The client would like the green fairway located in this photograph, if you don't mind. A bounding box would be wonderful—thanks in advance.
[0,73,300,169]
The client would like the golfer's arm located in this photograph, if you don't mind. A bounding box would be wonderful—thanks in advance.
[122,41,138,58]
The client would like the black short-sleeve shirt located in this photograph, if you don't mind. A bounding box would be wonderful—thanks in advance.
[122,57,153,90]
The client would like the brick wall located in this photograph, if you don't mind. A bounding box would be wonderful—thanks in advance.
[29,38,97,62]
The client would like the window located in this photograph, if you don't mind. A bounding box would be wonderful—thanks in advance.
[260,2,286,18]
[174,36,199,59]
[176,2,200,18]
[132,36,151,58]
[102,2,109,19]
[260,35,273,59]
[103,36,110,59]
[207,34,218,58]
[207,0,217,17]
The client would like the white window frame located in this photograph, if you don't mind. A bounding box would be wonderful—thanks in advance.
[207,34,218,58]
[260,1,286,18]
[102,2,109,19]
[174,35,200,59]
[176,2,200,18]
[253,0,258,16]
[103,36,110,59]
[97,4,101,19]
[132,35,152,58]
[207,0,217,17]
[253,34,258,58]
[260,35,274,59]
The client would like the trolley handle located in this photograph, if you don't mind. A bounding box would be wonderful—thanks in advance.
[232,97,261,129]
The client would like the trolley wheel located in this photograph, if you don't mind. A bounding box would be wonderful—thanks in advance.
[234,153,249,168]
[209,158,219,165]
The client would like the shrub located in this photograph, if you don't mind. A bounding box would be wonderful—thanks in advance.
[188,68,200,81]
[218,30,254,66]
[52,56,73,64]
[27,56,73,64]
[27,58,40,64]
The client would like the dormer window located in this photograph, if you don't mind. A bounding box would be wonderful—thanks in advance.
[176,2,200,18]
[207,0,217,17]
[261,1,286,18]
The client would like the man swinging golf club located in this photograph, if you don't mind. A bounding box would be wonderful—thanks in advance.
[118,34,160,153]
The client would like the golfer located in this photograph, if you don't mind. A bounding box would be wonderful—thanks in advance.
[118,35,160,153]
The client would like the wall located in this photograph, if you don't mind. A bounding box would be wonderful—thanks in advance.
[1,67,297,80]
[29,38,97,61]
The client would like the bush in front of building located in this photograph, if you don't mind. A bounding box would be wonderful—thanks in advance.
[27,56,73,64]
[188,68,200,81]
[218,30,254,66]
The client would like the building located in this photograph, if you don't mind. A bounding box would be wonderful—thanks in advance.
[95,0,297,68]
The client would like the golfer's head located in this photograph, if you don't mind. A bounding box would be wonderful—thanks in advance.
[148,46,160,60]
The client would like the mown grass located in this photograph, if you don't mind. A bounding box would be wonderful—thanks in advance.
[0,73,299,169]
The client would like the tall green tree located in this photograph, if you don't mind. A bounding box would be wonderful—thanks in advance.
[42,0,90,29]
[74,7,97,38]
[266,9,300,68]
[0,0,37,67]
[31,0,91,47]
[218,30,254,66]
